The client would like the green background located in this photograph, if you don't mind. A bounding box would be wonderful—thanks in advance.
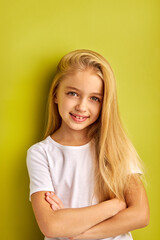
[0,0,159,239]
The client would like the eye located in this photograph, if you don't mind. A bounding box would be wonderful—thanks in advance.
[67,91,78,96]
[91,96,100,102]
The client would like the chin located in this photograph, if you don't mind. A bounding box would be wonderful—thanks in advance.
[68,123,89,131]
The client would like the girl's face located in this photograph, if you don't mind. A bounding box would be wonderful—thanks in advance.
[54,68,103,134]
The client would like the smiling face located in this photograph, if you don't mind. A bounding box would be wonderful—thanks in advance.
[54,68,104,137]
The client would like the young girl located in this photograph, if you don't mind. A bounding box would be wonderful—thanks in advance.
[26,49,150,240]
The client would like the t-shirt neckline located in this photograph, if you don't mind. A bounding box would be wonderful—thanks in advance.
[47,135,91,149]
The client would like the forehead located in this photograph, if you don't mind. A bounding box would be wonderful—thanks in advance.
[59,70,103,93]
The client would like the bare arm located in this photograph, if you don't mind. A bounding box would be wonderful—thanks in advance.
[31,191,125,238]
[74,174,150,239]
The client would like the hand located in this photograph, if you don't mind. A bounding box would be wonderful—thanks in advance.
[45,191,64,211]
[45,193,74,240]
[113,198,127,214]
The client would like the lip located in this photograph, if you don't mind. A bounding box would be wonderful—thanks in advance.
[70,113,89,122]
[70,113,89,118]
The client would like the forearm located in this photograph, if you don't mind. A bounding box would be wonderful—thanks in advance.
[45,199,120,238]
[74,206,149,239]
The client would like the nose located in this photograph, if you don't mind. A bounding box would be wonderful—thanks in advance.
[75,98,87,112]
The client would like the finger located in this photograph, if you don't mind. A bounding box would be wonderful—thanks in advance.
[51,203,60,210]
[45,191,54,196]
[47,192,64,208]
[45,192,60,204]
[45,195,57,205]
[51,203,61,211]
[45,191,55,198]
[50,192,64,205]
[45,196,64,210]
[45,195,63,209]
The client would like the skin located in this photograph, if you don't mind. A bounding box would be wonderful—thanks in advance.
[31,68,150,238]
[45,175,150,239]
[31,191,126,238]
[51,68,103,145]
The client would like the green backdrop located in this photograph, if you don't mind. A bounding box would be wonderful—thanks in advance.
[1,0,159,239]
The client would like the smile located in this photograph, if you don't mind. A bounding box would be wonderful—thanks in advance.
[70,113,89,122]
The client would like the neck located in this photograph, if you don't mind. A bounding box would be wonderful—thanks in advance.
[51,124,90,146]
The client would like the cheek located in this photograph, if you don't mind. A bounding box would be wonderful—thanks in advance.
[92,104,102,115]
[90,104,102,121]
[58,97,74,112]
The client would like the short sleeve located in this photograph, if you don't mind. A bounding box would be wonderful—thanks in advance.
[26,145,54,201]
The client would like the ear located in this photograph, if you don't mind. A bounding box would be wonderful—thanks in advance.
[54,94,58,104]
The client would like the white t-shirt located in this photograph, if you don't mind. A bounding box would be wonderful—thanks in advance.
[26,135,140,240]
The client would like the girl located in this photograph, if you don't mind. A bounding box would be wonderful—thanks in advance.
[26,49,150,240]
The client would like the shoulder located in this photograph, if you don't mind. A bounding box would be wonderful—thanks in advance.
[26,135,65,167]
[26,136,52,166]
[27,136,50,152]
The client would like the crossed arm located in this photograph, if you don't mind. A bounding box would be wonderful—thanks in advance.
[31,174,149,239]
[73,175,150,239]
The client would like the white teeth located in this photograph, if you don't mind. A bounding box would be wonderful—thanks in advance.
[71,113,87,119]
[75,116,84,119]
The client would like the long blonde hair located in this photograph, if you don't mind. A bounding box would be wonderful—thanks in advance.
[42,49,144,201]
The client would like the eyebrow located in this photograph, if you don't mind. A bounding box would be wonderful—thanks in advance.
[65,86,103,96]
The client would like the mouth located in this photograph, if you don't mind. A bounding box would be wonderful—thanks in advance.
[70,113,89,122]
